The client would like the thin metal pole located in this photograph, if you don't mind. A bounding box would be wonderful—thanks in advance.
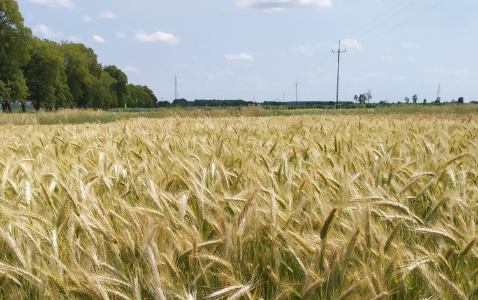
[175,75,178,100]
[293,79,300,106]
[332,40,346,109]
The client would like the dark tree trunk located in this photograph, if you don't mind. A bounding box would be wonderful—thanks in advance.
[1,101,12,113]
[21,103,26,112]
[33,101,41,111]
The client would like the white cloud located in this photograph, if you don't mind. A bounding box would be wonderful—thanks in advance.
[403,42,420,48]
[83,16,91,22]
[381,55,393,62]
[32,24,62,39]
[291,42,328,56]
[237,0,332,11]
[28,0,74,8]
[341,39,361,50]
[124,66,140,73]
[116,32,128,39]
[93,35,105,43]
[225,53,254,61]
[204,70,234,80]
[100,11,118,19]
[135,31,179,45]
[69,36,82,42]
[292,44,314,56]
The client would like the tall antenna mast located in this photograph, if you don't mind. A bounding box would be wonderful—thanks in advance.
[436,83,441,102]
[175,75,178,100]
[293,79,300,106]
[332,40,346,109]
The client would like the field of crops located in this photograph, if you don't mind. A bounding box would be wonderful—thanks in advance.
[0,113,477,299]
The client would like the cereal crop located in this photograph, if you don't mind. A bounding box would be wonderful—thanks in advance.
[0,113,477,299]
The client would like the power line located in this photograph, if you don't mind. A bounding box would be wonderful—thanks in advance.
[353,0,421,40]
[332,40,346,109]
[363,0,449,42]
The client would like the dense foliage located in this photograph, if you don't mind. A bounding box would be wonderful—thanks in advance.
[0,0,157,112]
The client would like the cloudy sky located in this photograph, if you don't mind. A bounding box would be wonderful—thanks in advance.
[17,0,477,103]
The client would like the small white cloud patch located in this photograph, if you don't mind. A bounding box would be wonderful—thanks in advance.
[381,55,393,62]
[341,39,362,50]
[135,31,179,45]
[93,35,105,43]
[69,36,82,42]
[32,24,62,39]
[100,11,118,19]
[28,0,74,8]
[225,53,254,61]
[124,66,140,73]
[116,32,128,39]
[237,0,332,11]
[403,42,420,48]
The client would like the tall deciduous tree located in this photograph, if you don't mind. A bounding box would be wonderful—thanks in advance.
[90,70,117,109]
[358,94,366,104]
[365,90,372,103]
[62,42,101,108]
[104,65,131,108]
[128,84,158,108]
[0,75,10,105]
[8,69,29,111]
[0,0,31,112]
[412,94,418,104]
[24,38,72,110]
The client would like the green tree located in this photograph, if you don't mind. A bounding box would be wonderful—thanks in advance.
[358,94,366,104]
[365,89,372,103]
[405,97,410,104]
[128,84,158,108]
[90,70,117,109]
[104,65,131,108]
[412,94,418,104]
[24,38,72,110]
[0,76,11,107]
[8,69,29,111]
[62,42,102,108]
[0,0,32,112]
[458,97,464,104]
[143,86,157,107]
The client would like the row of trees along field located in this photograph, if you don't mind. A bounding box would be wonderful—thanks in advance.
[0,0,157,112]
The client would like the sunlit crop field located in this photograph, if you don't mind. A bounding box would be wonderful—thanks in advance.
[0,113,477,299]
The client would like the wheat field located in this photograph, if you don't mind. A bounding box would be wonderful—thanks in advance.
[0,113,477,299]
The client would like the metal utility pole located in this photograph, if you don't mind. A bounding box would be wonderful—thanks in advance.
[436,83,441,102]
[293,79,300,106]
[175,75,178,100]
[332,40,346,109]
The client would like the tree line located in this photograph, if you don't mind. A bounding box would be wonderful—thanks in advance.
[171,99,255,107]
[0,0,157,112]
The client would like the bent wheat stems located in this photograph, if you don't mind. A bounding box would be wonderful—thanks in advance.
[0,113,476,299]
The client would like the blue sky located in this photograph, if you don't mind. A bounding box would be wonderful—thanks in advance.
[17,0,477,103]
